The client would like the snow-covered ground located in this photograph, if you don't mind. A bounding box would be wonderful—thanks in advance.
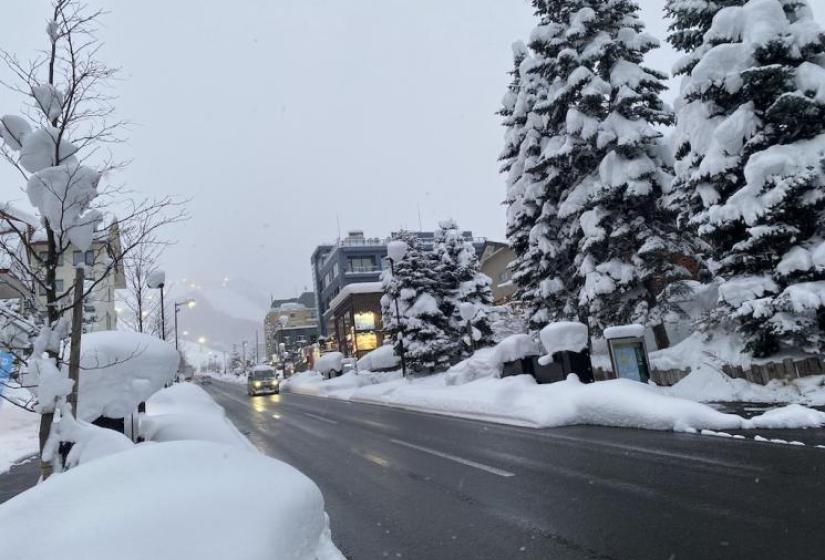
[195,369,247,384]
[282,339,825,433]
[0,382,346,560]
[0,388,39,474]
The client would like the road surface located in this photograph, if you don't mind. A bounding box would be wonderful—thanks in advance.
[202,379,825,560]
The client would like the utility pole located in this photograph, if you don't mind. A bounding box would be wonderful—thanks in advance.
[255,330,259,364]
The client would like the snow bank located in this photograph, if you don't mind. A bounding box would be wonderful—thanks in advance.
[603,324,645,339]
[539,321,588,365]
[196,370,247,385]
[283,370,402,400]
[140,383,254,450]
[357,344,400,371]
[0,389,39,473]
[0,441,344,560]
[281,346,825,432]
[348,373,747,431]
[77,331,178,422]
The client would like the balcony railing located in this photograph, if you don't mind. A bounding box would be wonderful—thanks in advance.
[345,266,382,275]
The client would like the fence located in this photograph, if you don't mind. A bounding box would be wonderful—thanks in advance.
[593,356,825,387]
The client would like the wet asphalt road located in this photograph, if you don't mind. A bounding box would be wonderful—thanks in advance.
[202,380,825,560]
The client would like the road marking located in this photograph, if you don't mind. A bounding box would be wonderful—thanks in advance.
[303,412,339,425]
[390,438,515,478]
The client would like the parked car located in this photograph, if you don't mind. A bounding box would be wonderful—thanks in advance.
[247,365,280,396]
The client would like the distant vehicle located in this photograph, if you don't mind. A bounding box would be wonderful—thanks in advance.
[247,365,280,396]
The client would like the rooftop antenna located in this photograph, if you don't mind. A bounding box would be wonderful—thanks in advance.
[417,204,423,232]
[336,214,342,242]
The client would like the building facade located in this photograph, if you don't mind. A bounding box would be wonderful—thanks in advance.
[328,282,384,358]
[263,291,320,365]
[310,230,486,338]
[479,241,517,305]
[1,207,125,332]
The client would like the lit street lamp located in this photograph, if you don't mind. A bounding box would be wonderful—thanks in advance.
[386,240,408,377]
[174,298,196,351]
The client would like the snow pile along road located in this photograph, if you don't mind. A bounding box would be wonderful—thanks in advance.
[0,441,344,560]
[0,382,346,560]
[283,339,825,433]
[140,383,255,450]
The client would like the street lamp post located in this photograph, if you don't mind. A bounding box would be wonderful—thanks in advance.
[174,298,196,351]
[146,270,166,340]
[386,240,408,377]
[459,302,476,353]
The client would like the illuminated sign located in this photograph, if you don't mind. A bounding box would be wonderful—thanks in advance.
[354,311,376,331]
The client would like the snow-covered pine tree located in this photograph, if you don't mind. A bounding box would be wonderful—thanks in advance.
[502,0,597,330]
[669,0,825,356]
[665,0,746,77]
[559,0,696,347]
[504,0,694,344]
[380,232,459,372]
[433,220,495,357]
[499,40,553,328]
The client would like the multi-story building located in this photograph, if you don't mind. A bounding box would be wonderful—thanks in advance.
[263,291,320,363]
[479,241,517,305]
[310,230,486,339]
[30,224,126,332]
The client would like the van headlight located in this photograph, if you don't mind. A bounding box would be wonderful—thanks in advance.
[254,381,262,388]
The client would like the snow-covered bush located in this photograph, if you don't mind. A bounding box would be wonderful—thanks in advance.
[73,331,178,422]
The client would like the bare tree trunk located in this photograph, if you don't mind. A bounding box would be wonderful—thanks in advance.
[67,267,85,410]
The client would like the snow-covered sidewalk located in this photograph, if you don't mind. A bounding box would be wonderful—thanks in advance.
[0,388,40,474]
[0,383,346,560]
[282,363,825,433]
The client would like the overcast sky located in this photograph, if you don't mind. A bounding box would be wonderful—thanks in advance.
[1,1,824,302]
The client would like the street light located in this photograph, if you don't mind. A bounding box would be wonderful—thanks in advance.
[146,270,166,340]
[173,298,196,351]
[386,240,408,377]
[459,302,476,353]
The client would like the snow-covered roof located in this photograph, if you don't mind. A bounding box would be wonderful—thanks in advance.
[328,282,383,312]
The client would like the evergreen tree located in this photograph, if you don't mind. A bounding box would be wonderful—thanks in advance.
[669,0,825,356]
[433,220,495,357]
[665,0,746,77]
[504,0,694,344]
[380,233,458,372]
[499,41,552,327]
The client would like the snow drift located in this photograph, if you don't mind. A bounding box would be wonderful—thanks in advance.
[0,441,344,560]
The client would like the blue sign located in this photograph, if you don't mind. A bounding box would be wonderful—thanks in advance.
[0,351,12,407]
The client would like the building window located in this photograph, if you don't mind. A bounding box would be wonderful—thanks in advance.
[39,252,64,266]
[347,256,375,273]
[73,250,95,266]
[355,332,378,352]
[499,270,511,283]
[39,279,64,295]
[332,262,339,277]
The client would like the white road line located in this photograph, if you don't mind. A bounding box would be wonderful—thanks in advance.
[389,438,515,478]
[303,412,339,425]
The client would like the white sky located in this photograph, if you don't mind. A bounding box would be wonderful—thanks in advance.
[1,1,824,300]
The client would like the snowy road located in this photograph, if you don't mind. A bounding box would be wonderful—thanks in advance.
[202,379,825,560]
